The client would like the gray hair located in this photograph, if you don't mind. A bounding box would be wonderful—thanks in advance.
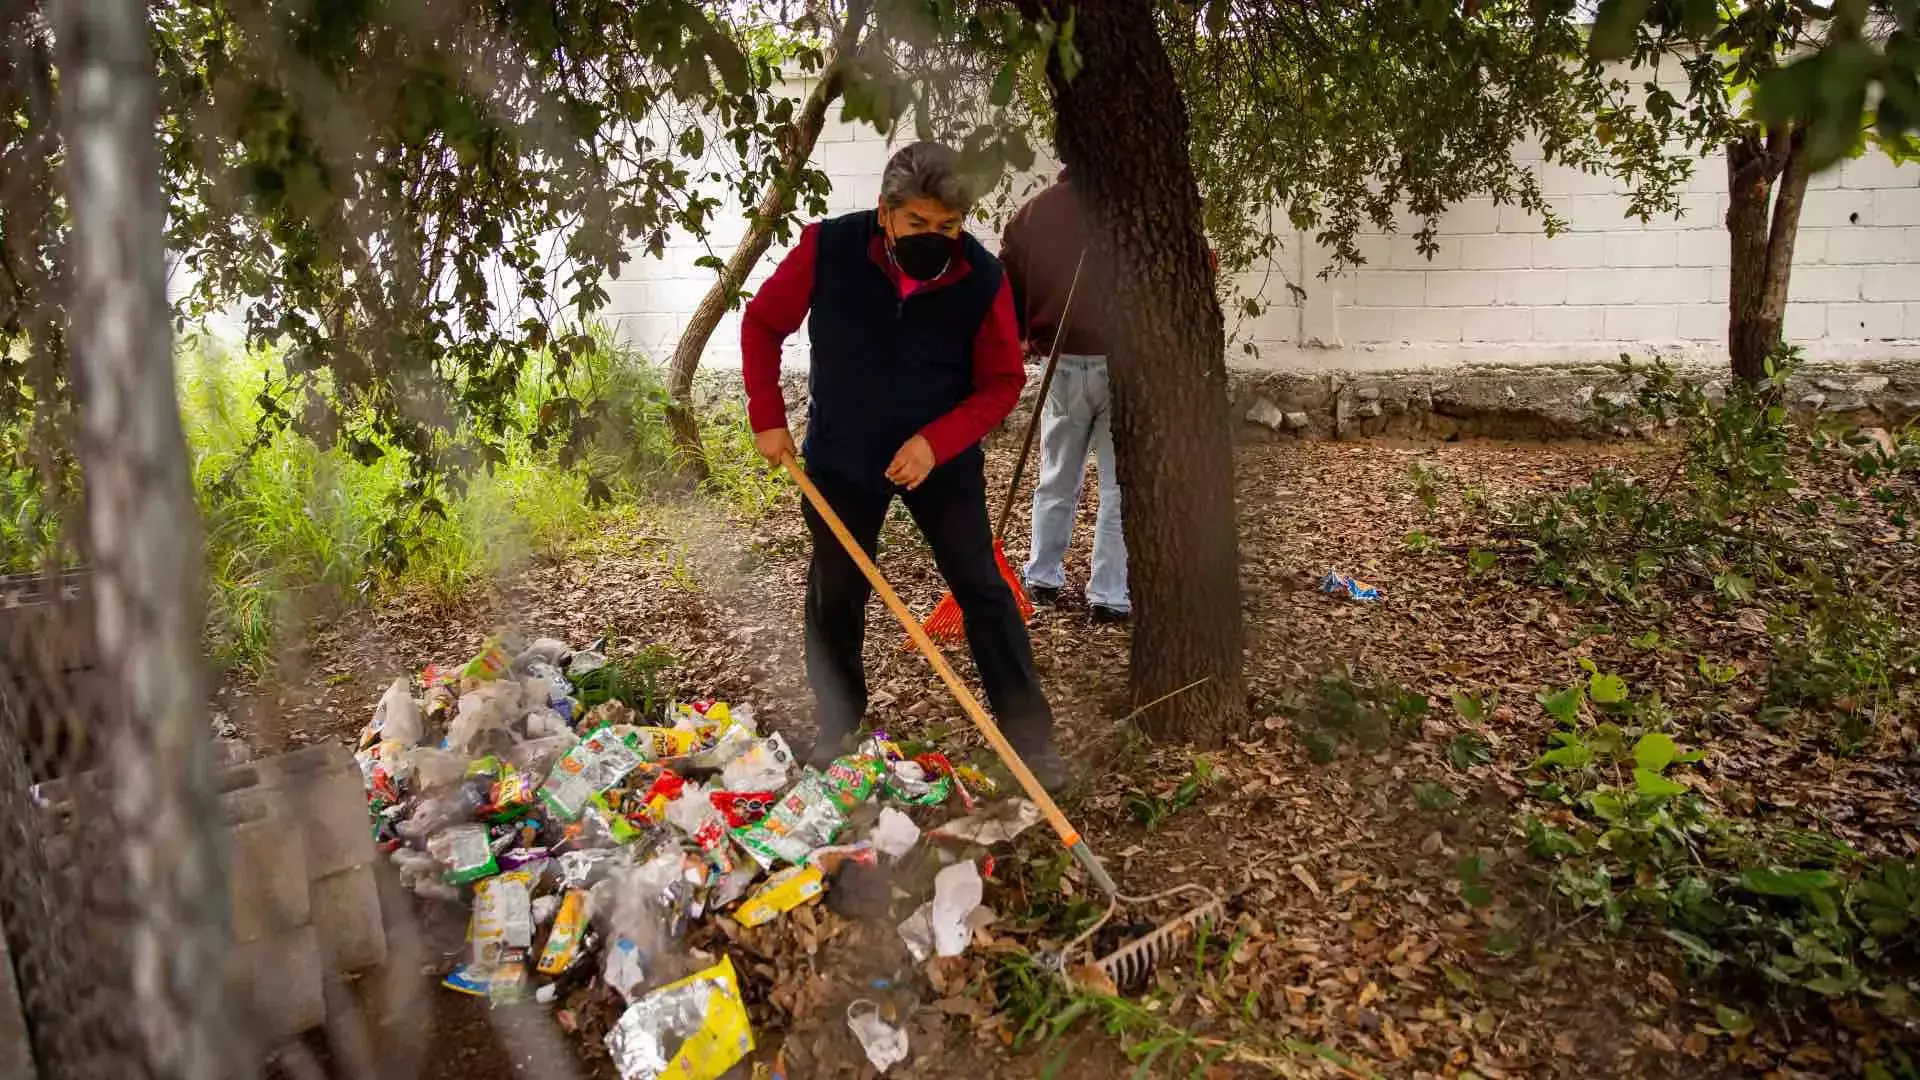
[879,141,974,212]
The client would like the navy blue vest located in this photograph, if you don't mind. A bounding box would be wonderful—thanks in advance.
[804,210,1002,487]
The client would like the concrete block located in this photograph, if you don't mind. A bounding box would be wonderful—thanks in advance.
[310,863,387,973]
[1785,302,1828,340]
[1874,187,1920,227]
[1604,305,1679,342]
[1569,267,1710,305]
[1458,234,1533,270]
[1425,271,1497,307]
[1393,307,1464,342]
[1675,304,1724,342]
[232,925,326,1044]
[1839,153,1916,190]
[1350,271,1427,308]
[1798,188,1876,228]
[1711,267,1731,304]
[1673,230,1731,268]
[1827,302,1907,340]
[1789,266,1864,303]
[1863,265,1920,303]
[1532,305,1606,342]
[1535,163,1619,196]
[1562,194,1643,232]
[223,787,311,945]
[1497,202,1546,233]
[1906,303,1920,338]
[222,744,373,880]
[1389,235,1457,269]
[1441,199,1501,234]
[1350,234,1390,267]
[1825,227,1919,265]
[1346,307,1397,344]
[1461,306,1533,343]
[1604,231,1678,268]
[1646,193,1722,230]
[1531,233,1606,269]
[1496,270,1568,307]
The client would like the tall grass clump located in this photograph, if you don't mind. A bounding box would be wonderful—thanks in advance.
[177,328,764,675]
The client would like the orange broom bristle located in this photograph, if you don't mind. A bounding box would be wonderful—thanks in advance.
[909,540,1032,648]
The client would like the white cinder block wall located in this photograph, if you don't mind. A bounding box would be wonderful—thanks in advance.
[605,73,1920,372]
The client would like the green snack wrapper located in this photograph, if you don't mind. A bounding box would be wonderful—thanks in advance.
[820,754,886,811]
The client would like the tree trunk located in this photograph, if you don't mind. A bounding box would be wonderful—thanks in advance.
[665,2,868,480]
[1724,125,1808,389]
[53,0,238,1075]
[1034,0,1246,745]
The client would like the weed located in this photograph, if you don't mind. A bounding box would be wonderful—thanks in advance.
[1124,757,1217,830]
[1413,779,1460,811]
[1289,667,1429,762]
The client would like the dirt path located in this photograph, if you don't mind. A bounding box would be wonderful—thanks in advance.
[237,437,1916,1079]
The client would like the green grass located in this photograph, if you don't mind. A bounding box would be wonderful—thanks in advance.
[5,328,771,677]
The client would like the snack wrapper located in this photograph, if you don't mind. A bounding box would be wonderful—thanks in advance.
[855,733,904,763]
[537,889,591,975]
[882,759,952,806]
[469,870,533,967]
[539,728,647,820]
[631,726,700,761]
[462,636,512,682]
[604,955,753,1080]
[821,755,886,811]
[430,823,498,885]
[719,733,794,793]
[734,866,825,928]
[731,773,847,869]
[1320,569,1383,602]
[709,790,777,828]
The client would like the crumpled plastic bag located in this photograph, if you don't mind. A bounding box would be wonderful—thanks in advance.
[604,955,753,1080]
[447,681,525,756]
[846,1000,909,1073]
[898,860,985,961]
[371,677,423,748]
[871,807,920,860]
[719,733,794,793]
[929,799,1044,847]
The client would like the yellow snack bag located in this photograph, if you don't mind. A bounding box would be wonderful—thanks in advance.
[732,866,826,929]
[605,955,754,1080]
[631,726,700,760]
[536,889,590,975]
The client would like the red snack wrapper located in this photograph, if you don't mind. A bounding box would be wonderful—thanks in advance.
[710,790,777,828]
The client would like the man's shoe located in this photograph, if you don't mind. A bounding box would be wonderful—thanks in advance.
[807,726,853,769]
[1027,584,1061,606]
[1089,605,1130,626]
[1015,741,1071,794]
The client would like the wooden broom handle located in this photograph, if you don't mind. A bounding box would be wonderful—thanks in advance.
[782,453,1086,851]
[993,253,1086,541]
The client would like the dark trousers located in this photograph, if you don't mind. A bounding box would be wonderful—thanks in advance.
[801,457,1055,752]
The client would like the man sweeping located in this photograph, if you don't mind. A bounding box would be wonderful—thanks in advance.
[1000,168,1130,624]
[742,141,1068,791]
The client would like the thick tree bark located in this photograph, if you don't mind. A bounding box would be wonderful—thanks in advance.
[665,2,868,480]
[1032,0,1246,745]
[1725,125,1808,389]
[53,0,238,1075]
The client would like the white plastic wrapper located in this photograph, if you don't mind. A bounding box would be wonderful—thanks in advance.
[846,1000,909,1073]
[871,807,921,860]
[719,732,794,792]
[372,678,423,747]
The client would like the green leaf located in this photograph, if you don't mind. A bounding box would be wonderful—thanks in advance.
[1712,1004,1753,1035]
[989,62,1016,109]
[1590,0,1652,60]
[1739,868,1839,898]
[1801,974,1854,997]
[1588,673,1629,706]
[1633,768,1687,798]
[1536,741,1592,770]
[1537,685,1584,725]
[1632,732,1678,773]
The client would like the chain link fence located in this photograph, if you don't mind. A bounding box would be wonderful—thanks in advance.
[0,569,154,1080]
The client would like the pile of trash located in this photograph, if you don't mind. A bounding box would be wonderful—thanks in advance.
[356,632,1043,1079]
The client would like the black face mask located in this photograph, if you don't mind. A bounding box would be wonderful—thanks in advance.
[889,231,952,282]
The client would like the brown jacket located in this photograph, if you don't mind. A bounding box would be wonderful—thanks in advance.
[998,171,1108,357]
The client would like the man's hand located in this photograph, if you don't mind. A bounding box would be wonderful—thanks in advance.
[754,427,797,467]
[885,434,936,490]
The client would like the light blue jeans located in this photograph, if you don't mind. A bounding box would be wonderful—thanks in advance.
[1023,354,1129,612]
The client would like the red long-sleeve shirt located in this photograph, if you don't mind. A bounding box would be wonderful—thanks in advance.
[741,223,1026,466]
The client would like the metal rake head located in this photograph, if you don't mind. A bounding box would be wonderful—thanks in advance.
[1093,885,1226,989]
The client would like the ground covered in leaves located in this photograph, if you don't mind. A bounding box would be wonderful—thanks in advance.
[235,427,1918,1080]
